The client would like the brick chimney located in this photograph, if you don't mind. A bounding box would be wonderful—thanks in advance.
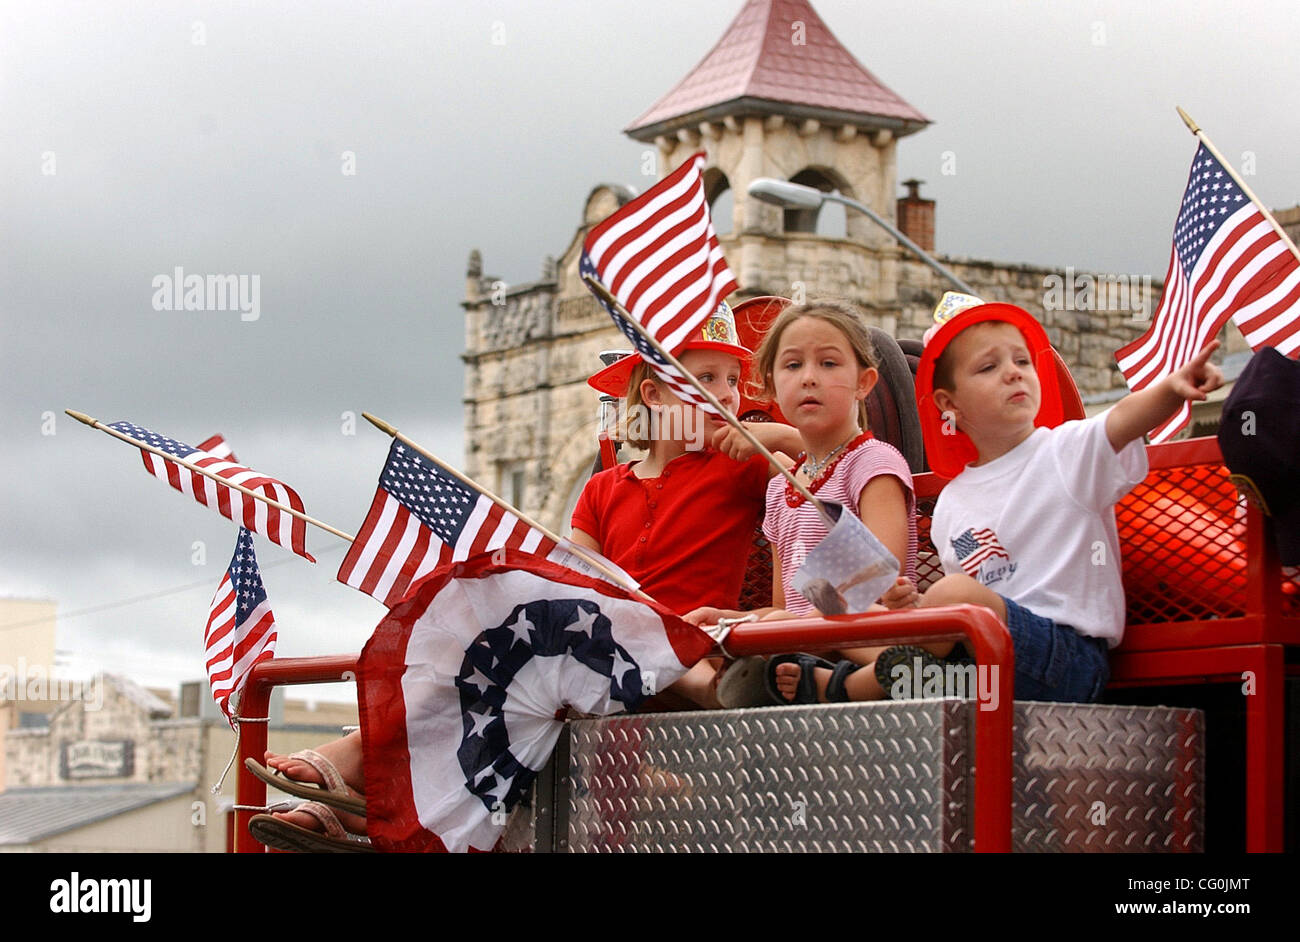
[897,179,935,252]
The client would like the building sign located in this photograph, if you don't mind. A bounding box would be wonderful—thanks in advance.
[60,740,134,779]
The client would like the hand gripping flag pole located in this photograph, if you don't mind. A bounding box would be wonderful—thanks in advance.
[580,275,836,529]
[65,410,354,546]
[359,412,656,605]
[1177,107,1300,268]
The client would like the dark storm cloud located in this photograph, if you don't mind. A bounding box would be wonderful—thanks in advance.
[2,0,1296,694]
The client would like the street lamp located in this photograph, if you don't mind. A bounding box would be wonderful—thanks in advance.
[747,177,978,295]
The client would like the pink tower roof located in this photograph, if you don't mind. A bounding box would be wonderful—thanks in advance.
[625,0,929,141]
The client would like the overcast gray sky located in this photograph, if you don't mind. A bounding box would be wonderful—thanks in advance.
[3,0,1297,701]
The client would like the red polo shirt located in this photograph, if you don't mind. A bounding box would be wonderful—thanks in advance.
[571,449,768,615]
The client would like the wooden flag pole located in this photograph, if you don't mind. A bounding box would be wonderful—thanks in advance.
[65,409,354,544]
[359,412,657,604]
[1176,106,1300,267]
[581,275,835,528]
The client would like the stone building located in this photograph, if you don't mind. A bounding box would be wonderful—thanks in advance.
[1,670,359,853]
[461,0,1269,533]
[0,597,359,853]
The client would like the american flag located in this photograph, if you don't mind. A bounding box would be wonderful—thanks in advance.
[793,501,899,614]
[951,527,1010,577]
[580,152,738,415]
[1116,144,1300,442]
[109,421,314,561]
[205,527,277,725]
[337,440,559,607]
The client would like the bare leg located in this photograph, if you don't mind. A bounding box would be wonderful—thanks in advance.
[666,661,722,710]
[835,644,890,664]
[918,573,1006,647]
[772,579,1006,702]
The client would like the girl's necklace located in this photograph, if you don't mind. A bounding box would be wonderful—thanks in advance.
[802,429,862,479]
[786,429,874,507]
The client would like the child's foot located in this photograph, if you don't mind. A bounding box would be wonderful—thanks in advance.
[264,730,365,793]
[774,661,832,702]
[769,654,886,703]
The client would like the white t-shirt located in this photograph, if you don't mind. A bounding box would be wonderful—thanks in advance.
[930,410,1148,646]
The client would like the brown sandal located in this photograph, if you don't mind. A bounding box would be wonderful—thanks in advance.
[244,749,366,815]
[248,802,376,853]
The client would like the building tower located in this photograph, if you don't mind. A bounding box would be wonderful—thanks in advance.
[625,0,929,320]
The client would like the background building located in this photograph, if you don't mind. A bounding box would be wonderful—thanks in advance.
[1,598,358,853]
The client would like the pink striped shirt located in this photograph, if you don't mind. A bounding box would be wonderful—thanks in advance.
[762,439,918,615]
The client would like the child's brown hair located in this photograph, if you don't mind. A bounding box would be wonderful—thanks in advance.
[751,299,879,428]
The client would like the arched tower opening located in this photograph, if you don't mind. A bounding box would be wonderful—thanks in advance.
[704,166,734,236]
[783,167,850,239]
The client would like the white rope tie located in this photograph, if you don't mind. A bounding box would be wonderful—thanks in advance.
[710,613,759,659]
[211,691,272,796]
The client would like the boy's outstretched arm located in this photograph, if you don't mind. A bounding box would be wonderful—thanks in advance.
[1105,340,1224,451]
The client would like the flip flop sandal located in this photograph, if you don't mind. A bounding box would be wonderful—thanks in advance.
[765,653,836,704]
[248,802,376,854]
[716,656,771,708]
[874,645,965,700]
[244,750,367,816]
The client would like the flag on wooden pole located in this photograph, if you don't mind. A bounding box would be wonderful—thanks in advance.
[338,440,561,607]
[580,152,738,415]
[108,421,315,560]
[1116,142,1300,442]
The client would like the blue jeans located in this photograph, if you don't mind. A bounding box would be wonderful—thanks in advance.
[1000,597,1110,702]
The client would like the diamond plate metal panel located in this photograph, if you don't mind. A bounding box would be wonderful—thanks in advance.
[549,700,1201,853]
[565,700,969,852]
[1011,703,1203,852]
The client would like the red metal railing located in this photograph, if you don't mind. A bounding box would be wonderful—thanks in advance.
[234,656,358,855]
[1107,437,1295,851]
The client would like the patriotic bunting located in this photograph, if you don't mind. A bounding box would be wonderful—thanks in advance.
[355,551,715,853]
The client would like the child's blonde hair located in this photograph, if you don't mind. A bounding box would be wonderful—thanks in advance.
[621,360,658,450]
[751,299,879,429]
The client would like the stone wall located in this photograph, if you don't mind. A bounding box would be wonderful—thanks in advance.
[3,676,206,788]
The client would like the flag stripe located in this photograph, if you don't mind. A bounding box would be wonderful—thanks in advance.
[362,502,415,600]
[338,489,391,585]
